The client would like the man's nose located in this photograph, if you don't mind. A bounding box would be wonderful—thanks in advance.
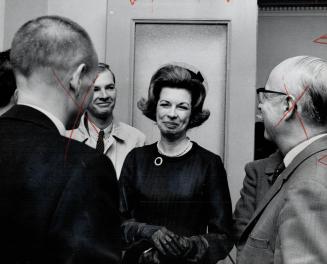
[99,88,109,99]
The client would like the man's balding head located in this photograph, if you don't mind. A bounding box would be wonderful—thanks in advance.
[10,16,99,128]
[268,56,327,126]
[11,15,97,79]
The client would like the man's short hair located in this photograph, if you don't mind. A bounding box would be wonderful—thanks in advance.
[98,63,116,84]
[10,15,97,78]
[0,50,16,107]
[285,56,327,126]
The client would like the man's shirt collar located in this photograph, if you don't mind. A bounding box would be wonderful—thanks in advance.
[81,113,127,142]
[284,133,327,167]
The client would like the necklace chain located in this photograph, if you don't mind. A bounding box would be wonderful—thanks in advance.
[157,139,192,157]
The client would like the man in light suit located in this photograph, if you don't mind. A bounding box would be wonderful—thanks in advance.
[0,16,121,263]
[70,63,145,177]
[237,56,327,264]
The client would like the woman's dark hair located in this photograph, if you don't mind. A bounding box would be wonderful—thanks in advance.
[137,64,210,129]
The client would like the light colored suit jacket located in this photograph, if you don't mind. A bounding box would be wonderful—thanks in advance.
[237,135,327,264]
[68,114,146,177]
[233,151,283,242]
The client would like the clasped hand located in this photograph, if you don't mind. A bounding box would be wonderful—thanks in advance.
[150,227,191,257]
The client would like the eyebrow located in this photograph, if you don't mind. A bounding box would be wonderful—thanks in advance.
[159,99,190,105]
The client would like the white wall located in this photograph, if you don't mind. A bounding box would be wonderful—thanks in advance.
[3,0,47,49]
[47,0,108,62]
[2,0,108,61]
[257,9,327,87]
[0,0,5,50]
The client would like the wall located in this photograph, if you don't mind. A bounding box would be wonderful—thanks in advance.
[3,0,47,49]
[47,0,108,62]
[257,8,327,87]
[2,0,108,61]
[0,0,5,50]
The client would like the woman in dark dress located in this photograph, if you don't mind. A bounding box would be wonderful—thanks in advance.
[120,64,233,264]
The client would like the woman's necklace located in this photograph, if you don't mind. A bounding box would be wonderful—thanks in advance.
[154,138,193,166]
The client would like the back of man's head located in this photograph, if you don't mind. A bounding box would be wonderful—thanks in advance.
[10,15,97,81]
[275,56,327,127]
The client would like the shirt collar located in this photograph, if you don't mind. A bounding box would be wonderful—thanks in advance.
[18,103,66,136]
[284,133,327,167]
[81,114,127,141]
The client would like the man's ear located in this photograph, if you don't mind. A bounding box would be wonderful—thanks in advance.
[283,94,296,120]
[69,63,86,96]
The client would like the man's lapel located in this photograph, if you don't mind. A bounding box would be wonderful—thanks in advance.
[240,135,327,242]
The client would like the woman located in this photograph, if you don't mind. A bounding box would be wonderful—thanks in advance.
[120,64,233,264]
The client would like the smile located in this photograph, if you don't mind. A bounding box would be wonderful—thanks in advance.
[163,122,179,128]
[96,102,112,107]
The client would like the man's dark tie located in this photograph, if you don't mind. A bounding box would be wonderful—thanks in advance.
[272,162,285,184]
[96,130,105,153]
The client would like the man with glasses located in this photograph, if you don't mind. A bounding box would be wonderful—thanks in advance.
[70,63,145,177]
[237,56,327,264]
[233,86,284,253]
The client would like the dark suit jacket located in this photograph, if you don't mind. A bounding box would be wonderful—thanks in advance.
[0,105,121,263]
[233,151,283,242]
[237,135,327,264]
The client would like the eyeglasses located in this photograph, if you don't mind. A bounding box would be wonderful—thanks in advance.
[256,87,287,104]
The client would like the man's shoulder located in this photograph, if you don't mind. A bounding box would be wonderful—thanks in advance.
[66,136,110,162]
[289,149,327,188]
[116,121,145,140]
[246,151,283,170]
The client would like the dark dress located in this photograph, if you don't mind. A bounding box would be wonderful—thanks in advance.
[119,142,233,264]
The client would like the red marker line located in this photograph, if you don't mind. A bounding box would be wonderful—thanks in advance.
[318,155,327,166]
[274,85,309,128]
[51,69,100,161]
[52,69,100,135]
[313,34,327,45]
[64,74,99,161]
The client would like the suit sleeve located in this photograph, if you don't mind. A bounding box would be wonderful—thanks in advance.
[48,155,121,264]
[233,162,258,243]
[202,155,234,263]
[278,179,327,264]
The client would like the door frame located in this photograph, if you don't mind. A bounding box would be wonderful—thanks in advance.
[129,18,231,159]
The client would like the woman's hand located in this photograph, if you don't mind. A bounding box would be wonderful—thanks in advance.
[179,235,209,261]
[151,227,187,257]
